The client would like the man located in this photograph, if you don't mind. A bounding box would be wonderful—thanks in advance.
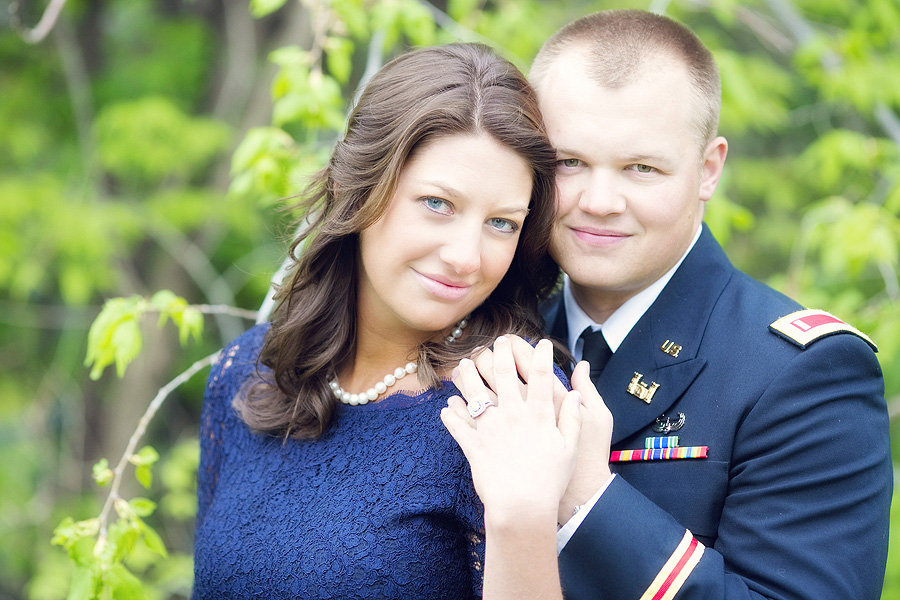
[532,9,891,600]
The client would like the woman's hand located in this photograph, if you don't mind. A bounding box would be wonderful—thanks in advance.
[440,337,582,525]
[443,335,614,526]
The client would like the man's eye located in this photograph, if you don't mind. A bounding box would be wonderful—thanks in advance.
[633,164,655,173]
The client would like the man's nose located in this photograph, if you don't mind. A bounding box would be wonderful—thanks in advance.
[578,171,626,216]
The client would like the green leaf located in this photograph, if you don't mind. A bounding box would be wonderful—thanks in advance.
[448,0,480,21]
[85,296,145,380]
[52,517,100,550]
[92,458,114,487]
[250,0,289,18]
[149,289,188,329]
[67,565,98,600]
[324,37,355,84]
[399,0,436,46]
[140,523,169,558]
[130,446,160,467]
[104,563,147,599]
[178,307,204,346]
[128,497,157,517]
[111,318,143,379]
[135,465,152,489]
[94,96,230,187]
[331,0,369,39]
[108,518,141,563]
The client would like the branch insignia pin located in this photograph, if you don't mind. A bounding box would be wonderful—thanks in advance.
[627,372,660,404]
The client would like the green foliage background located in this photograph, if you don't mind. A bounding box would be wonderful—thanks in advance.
[0,0,897,598]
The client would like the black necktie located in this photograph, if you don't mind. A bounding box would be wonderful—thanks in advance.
[580,327,612,379]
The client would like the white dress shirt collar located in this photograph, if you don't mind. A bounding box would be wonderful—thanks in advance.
[563,225,702,357]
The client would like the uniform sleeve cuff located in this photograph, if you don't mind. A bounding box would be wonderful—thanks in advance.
[556,473,616,554]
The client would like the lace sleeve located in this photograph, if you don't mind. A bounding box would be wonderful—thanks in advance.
[196,325,266,527]
[454,461,486,598]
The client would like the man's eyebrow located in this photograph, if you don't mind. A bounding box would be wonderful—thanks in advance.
[622,153,669,163]
[553,146,580,156]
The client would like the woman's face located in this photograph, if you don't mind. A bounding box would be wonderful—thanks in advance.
[358,132,533,342]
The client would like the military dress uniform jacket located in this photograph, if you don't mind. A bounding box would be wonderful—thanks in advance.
[544,225,892,600]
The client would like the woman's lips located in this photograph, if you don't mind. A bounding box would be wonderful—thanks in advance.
[413,270,472,301]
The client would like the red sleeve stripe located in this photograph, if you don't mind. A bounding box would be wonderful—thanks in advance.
[638,530,705,600]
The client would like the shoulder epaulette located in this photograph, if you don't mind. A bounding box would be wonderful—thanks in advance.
[769,309,877,352]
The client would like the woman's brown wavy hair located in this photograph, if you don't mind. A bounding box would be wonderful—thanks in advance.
[236,43,560,439]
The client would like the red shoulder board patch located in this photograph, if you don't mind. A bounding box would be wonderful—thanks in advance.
[769,309,877,352]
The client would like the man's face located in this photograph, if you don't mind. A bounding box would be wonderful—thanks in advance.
[535,49,726,321]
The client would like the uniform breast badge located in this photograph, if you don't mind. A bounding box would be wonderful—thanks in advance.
[627,372,659,403]
[610,434,708,462]
[653,412,685,433]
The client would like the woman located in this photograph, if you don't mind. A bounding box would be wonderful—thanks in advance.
[193,43,582,599]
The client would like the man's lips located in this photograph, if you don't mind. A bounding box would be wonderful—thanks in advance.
[413,270,472,300]
[570,226,630,247]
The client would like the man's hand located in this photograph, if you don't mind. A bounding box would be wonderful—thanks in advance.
[557,360,613,525]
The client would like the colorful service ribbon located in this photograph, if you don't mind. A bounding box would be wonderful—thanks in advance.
[610,445,708,462]
[645,436,679,449]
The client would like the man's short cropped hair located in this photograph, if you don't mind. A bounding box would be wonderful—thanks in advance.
[531,10,721,148]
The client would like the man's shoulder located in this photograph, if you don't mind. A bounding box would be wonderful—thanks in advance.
[715,267,876,356]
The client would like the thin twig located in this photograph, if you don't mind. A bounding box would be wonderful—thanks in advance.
[148,225,248,341]
[11,0,69,44]
[97,351,220,539]
[193,304,261,321]
[416,0,493,45]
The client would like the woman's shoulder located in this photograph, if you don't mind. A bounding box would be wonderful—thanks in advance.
[205,323,270,396]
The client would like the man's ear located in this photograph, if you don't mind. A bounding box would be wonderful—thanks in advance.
[699,136,728,202]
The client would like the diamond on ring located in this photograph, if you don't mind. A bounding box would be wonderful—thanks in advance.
[466,397,494,419]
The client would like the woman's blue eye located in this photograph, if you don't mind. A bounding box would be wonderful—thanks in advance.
[632,164,655,173]
[423,196,451,213]
[559,158,580,168]
[488,218,517,233]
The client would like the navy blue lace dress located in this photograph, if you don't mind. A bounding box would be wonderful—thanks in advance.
[192,325,485,599]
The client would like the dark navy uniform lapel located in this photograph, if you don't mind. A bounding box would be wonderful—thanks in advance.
[540,226,736,445]
[600,226,732,445]
[542,294,569,344]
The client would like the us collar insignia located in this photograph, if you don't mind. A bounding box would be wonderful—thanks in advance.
[660,339,682,357]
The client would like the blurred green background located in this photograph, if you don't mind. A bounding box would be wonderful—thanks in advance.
[1,0,897,598]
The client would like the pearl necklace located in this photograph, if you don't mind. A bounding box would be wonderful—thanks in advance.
[330,317,468,405]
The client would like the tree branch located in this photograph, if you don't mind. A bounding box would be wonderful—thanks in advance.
[97,351,220,540]
[11,0,69,44]
[763,0,900,147]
